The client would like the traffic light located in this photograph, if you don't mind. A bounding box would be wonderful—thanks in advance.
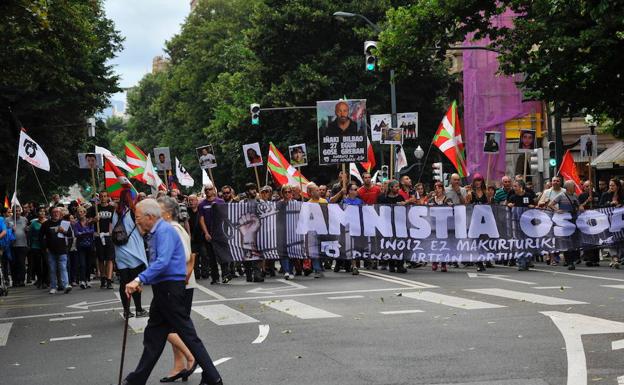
[529,148,544,175]
[250,103,260,125]
[548,141,556,167]
[364,41,378,71]
[432,162,443,181]
[380,165,389,181]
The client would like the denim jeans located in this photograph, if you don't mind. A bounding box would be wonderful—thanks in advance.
[312,258,322,272]
[48,252,68,290]
[280,257,292,274]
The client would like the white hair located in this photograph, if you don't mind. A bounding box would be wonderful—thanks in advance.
[137,198,162,218]
[306,182,318,190]
[563,180,576,191]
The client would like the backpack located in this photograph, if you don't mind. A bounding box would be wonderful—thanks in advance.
[0,218,15,249]
[112,210,136,246]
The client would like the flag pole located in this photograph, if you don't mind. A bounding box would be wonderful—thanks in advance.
[13,135,20,224]
[91,166,101,234]
[485,154,492,187]
[390,144,394,180]
[523,152,528,181]
[30,164,49,206]
[297,166,303,195]
[163,170,169,190]
[254,166,261,190]
[208,168,217,191]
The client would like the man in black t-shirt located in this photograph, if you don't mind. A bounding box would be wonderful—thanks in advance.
[187,194,208,279]
[88,191,115,289]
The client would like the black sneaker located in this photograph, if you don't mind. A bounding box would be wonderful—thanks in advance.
[100,278,106,289]
[135,309,149,318]
[64,286,72,294]
[106,280,113,289]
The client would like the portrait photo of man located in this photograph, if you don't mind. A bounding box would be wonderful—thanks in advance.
[518,129,536,152]
[196,145,217,169]
[317,99,368,165]
[77,152,103,169]
[289,144,308,167]
[154,147,171,171]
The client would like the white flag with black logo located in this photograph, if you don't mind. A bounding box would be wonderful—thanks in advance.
[18,130,50,171]
[175,157,194,187]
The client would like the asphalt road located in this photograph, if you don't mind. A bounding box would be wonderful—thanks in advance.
[1,262,624,385]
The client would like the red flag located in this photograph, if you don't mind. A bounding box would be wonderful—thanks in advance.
[360,136,376,172]
[105,157,137,199]
[558,150,582,194]
[3,196,8,209]
[433,101,468,177]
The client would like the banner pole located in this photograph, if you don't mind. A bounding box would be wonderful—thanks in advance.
[341,163,347,191]
[13,144,20,224]
[390,144,394,180]
[486,154,492,186]
[163,170,169,190]
[254,166,261,191]
[31,164,49,206]
[91,166,101,234]
[208,168,217,191]
[297,165,303,194]
[588,154,592,207]
[523,152,528,181]
[265,166,269,187]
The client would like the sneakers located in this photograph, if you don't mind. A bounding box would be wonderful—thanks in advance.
[567,264,576,270]
[284,273,291,280]
[64,286,72,294]
[135,309,149,318]
[123,311,135,320]
[440,264,448,273]
[80,281,86,289]
[313,271,324,279]
[106,280,113,289]
[432,262,439,271]
[49,288,57,294]
[100,277,106,289]
[352,267,359,275]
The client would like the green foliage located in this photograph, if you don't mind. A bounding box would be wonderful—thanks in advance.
[0,0,122,201]
[125,0,454,191]
[379,0,624,136]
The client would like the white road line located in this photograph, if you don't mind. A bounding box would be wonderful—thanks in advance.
[618,375,624,385]
[114,292,121,301]
[466,288,587,306]
[252,324,270,344]
[500,265,624,282]
[192,304,258,326]
[612,339,624,351]
[119,313,149,333]
[402,291,505,310]
[0,322,13,346]
[193,357,233,374]
[533,286,572,290]
[49,316,84,322]
[50,334,92,342]
[275,278,306,289]
[194,283,226,300]
[380,309,425,315]
[358,271,438,289]
[260,299,341,319]
[601,284,624,290]
[327,295,364,300]
[542,311,624,385]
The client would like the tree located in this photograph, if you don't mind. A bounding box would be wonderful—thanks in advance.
[379,0,624,135]
[0,0,123,201]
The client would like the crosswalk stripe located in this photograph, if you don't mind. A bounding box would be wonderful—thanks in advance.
[0,322,12,346]
[260,299,342,319]
[50,334,92,342]
[532,286,572,290]
[327,295,363,300]
[602,285,624,290]
[193,304,259,325]
[465,288,587,305]
[49,316,84,322]
[358,270,438,288]
[380,310,425,315]
[612,339,624,350]
[402,291,505,310]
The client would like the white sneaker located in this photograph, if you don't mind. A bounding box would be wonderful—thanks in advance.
[49,288,57,294]
[284,273,291,280]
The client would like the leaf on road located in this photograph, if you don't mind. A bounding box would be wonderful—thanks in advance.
[395,293,402,297]
[560,286,565,291]
[380,297,384,303]
[281,329,292,334]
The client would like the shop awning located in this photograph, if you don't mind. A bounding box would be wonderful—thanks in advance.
[591,141,624,169]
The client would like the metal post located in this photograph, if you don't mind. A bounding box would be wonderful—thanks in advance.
[390,69,398,179]
[554,103,563,169]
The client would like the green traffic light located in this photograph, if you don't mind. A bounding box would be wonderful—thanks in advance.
[251,117,259,125]
[366,63,375,71]
[549,158,557,167]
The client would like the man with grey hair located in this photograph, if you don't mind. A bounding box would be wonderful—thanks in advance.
[445,173,466,204]
[123,199,223,385]
[549,180,583,270]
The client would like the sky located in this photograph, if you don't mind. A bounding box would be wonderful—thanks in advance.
[104,0,189,106]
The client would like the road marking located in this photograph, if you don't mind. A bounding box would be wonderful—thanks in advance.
[252,324,270,344]
[612,339,624,350]
[358,270,437,288]
[542,311,624,385]
[247,279,307,294]
[618,375,624,385]
[0,287,421,321]
[192,304,258,326]
[0,322,12,346]
[118,313,149,333]
[327,295,364,300]
[533,286,572,290]
[601,284,624,290]
[402,291,505,310]
[466,288,587,306]
[260,299,341,319]
[500,265,624,282]
[49,316,84,322]
[50,334,92,342]
[467,272,536,285]
[193,357,233,374]
[194,283,226,300]
[380,309,425,315]
[67,299,119,310]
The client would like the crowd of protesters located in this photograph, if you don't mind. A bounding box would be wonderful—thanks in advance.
[0,172,623,301]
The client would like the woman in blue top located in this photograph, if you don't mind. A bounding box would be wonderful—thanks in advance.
[72,206,94,289]
[343,183,363,275]
[112,189,149,319]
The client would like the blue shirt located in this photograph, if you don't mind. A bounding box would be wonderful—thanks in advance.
[138,219,186,285]
[112,210,148,269]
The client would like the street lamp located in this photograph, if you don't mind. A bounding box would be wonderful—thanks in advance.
[414,145,424,177]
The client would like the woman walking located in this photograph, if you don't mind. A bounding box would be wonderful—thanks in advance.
[112,188,148,319]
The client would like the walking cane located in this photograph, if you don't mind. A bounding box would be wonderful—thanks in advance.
[118,297,130,385]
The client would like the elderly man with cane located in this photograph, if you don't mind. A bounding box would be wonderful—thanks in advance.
[121,199,223,385]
